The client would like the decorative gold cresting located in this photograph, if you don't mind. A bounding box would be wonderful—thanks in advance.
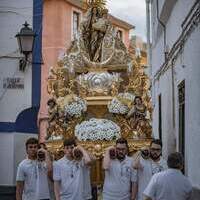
[82,0,107,9]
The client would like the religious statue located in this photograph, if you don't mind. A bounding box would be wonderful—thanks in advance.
[46,98,59,140]
[80,6,101,60]
[126,96,147,129]
[79,7,111,63]
[46,96,73,140]
[57,108,71,129]
[46,3,152,185]
[56,0,133,73]
[90,8,110,62]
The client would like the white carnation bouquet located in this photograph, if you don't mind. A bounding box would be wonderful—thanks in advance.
[75,118,121,141]
[108,92,135,114]
[64,97,87,118]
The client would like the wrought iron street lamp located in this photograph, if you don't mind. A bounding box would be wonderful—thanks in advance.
[16,21,36,71]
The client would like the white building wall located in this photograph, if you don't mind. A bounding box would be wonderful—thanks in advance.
[151,32,165,75]
[0,0,33,122]
[0,0,39,188]
[151,0,200,191]
[0,133,37,186]
[176,25,200,188]
[152,68,175,159]
[165,0,196,49]
[0,134,15,185]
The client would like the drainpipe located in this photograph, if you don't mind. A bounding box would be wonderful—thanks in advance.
[156,0,167,61]
[171,58,176,151]
[171,59,175,129]
[146,0,151,77]
[156,0,176,152]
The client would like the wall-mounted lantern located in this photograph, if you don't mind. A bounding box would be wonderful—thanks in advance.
[16,21,36,71]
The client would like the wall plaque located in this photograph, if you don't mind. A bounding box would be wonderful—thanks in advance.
[3,77,24,89]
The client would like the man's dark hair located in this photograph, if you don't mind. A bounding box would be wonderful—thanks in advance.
[116,138,128,147]
[150,139,162,148]
[63,137,76,147]
[167,152,183,169]
[25,137,38,149]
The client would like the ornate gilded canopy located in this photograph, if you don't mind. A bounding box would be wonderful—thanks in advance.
[46,1,152,163]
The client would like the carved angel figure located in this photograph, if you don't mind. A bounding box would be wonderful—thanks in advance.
[126,96,147,129]
[46,98,59,139]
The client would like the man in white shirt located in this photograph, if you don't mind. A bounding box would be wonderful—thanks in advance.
[16,138,53,200]
[36,143,54,200]
[53,137,92,200]
[133,139,167,200]
[143,152,193,200]
[82,165,92,200]
[83,153,96,200]
[103,138,137,200]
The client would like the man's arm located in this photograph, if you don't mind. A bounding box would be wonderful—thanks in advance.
[143,174,157,200]
[39,148,53,180]
[131,182,138,200]
[102,146,114,170]
[133,152,143,170]
[16,181,24,200]
[16,163,25,200]
[130,163,138,200]
[45,150,53,180]
[53,161,62,200]
[54,181,61,200]
[77,145,92,165]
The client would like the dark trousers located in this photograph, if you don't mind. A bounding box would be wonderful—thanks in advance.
[40,199,50,200]
[91,185,98,200]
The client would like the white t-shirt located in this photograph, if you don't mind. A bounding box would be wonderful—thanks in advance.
[16,159,50,200]
[103,156,137,200]
[137,157,167,200]
[36,162,51,199]
[53,156,85,200]
[143,168,193,200]
[82,166,92,200]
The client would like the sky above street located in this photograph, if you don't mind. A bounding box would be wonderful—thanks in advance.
[106,0,146,41]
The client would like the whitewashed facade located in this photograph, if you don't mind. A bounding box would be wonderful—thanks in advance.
[149,0,200,197]
[0,0,42,197]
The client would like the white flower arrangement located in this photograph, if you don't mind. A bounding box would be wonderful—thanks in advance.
[64,97,87,118]
[48,134,63,141]
[75,118,121,141]
[108,92,135,114]
[118,92,135,101]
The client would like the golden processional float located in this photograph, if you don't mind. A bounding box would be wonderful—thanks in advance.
[46,0,152,185]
